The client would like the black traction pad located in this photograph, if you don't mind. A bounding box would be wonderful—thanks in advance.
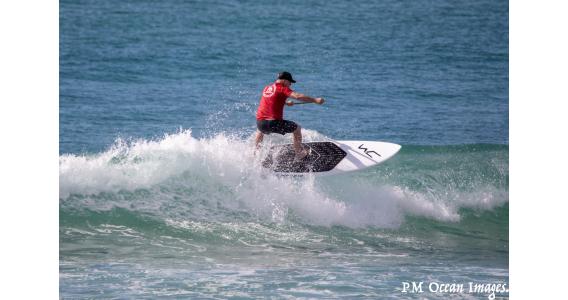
[262,142,347,173]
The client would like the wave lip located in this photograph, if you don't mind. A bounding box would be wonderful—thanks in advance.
[59,129,253,198]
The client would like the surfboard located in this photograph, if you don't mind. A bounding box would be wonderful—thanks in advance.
[261,140,401,175]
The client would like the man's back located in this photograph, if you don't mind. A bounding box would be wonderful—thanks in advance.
[256,82,293,120]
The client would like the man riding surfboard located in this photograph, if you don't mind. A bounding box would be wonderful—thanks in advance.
[255,71,325,159]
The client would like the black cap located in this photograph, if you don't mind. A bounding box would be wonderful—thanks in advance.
[277,71,296,83]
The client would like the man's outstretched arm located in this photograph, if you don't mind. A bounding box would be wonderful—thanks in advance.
[289,92,325,105]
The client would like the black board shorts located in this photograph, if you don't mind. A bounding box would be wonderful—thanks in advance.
[257,119,298,135]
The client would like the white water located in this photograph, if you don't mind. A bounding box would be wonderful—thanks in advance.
[60,129,508,227]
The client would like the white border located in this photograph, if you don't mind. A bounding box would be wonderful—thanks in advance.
[3,0,567,297]
[511,0,568,298]
[0,1,58,298]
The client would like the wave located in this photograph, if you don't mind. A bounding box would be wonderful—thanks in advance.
[59,129,508,229]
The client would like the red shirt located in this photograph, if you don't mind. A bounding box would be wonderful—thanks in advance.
[256,82,293,120]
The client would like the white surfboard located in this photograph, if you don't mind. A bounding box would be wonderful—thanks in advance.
[262,140,401,175]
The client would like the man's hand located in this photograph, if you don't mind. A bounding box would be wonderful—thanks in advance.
[286,100,294,106]
[314,98,325,105]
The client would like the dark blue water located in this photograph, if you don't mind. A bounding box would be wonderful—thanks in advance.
[60,0,508,155]
[60,0,508,298]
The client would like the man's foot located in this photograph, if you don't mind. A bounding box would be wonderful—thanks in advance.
[294,148,310,161]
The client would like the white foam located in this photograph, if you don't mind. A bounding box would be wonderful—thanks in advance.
[60,129,508,227]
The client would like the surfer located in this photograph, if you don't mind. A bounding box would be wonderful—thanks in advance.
[255,71,325,159]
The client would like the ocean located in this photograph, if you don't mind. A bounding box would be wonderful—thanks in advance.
[60,0,508,298]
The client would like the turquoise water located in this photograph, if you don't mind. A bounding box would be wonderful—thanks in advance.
[60,0,508,298]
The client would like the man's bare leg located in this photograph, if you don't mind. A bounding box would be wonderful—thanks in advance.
[255,130,264,149]
[293,125,308,159]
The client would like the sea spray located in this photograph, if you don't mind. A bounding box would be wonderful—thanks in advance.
[60,130,508,228]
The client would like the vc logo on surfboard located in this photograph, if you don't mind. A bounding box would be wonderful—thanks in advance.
[358,144,381,158]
